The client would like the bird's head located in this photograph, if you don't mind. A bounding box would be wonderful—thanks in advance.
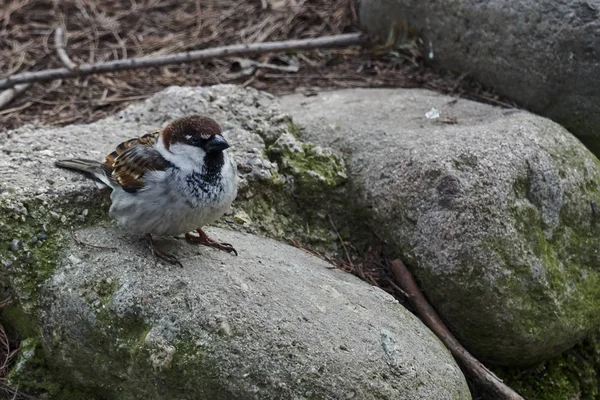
[161,115,230,155]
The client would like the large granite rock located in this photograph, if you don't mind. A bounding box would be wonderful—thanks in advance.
[11,227,470,399]
[280,88,600,366]
[359,0,600,154]
[0,85,470,399]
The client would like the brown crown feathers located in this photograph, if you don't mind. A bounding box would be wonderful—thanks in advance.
[161,115,222,150]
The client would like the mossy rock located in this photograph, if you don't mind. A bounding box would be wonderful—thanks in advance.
[280,88,600,366]
[0,85,471,399]
[496,331,600,400]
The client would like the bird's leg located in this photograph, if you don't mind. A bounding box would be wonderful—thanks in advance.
[144,234,183,267]
[185,228,238,256]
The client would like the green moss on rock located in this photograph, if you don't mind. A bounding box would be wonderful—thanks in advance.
[267,132,347,194]
[286,120,302,138]
[496,332,600,400]
[238,174,340,253]
[0,194,110,306]
[44,312,230,399]
[7,338,97,399]
[0,192,110,397]
[1,303,38,339]
[216,132,351,255]
[7,277,230,399]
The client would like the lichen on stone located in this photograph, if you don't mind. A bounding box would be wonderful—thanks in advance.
[219,126,352,255]
[7,337,95,399]
[0,191,111,397]
[495,331,600,400]
[267,132,347,194]
[0,194,110,306]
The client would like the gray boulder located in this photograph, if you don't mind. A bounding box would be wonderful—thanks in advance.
[280,88,600,366]
[359,0,600,154]
[14,227,470,399]
[0,85,470,399]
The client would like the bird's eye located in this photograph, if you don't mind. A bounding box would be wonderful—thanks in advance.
[200,133,212,140]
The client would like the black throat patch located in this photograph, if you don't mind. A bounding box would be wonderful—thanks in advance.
[202,152,225,184]
[183,152,225,204]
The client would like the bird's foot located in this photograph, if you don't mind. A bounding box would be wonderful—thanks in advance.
[145,234,183,267]
[186,228,238,256]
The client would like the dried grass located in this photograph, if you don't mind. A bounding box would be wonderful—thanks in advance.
[0,0,511,130]
[0,295,33,400]
[0,0,359,129]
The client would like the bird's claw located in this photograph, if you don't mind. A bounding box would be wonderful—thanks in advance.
[214,242,238,256]
[145,234,183,267]
[154,250,184,268]
[186,229,238,256]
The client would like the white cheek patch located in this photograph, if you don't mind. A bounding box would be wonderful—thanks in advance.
[185,135,192,140]
[200,133,212,140]
[160,142,206,172]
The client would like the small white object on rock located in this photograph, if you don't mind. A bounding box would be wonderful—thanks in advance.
[38,149,54,157]
[67,254,81,265]
[425,107,440,119]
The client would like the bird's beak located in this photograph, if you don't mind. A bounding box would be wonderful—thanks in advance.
[205,135,230,154]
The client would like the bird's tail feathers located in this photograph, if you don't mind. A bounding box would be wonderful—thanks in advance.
[55,159,111,187]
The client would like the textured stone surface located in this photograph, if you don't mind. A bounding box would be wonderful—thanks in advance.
[281,88,600,366]
[0,85,470,399]
[25,227,467,399]
[359,0,600,153]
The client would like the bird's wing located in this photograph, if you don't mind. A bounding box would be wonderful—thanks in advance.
[102,130,172,193]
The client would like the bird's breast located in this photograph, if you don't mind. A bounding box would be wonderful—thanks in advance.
[182,171,225,205]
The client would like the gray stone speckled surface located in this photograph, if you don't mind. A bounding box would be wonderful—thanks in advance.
[281,88,600,366]
[359,0,600,153]
[38,226,469,399]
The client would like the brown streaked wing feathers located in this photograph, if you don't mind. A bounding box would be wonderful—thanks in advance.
[102,130,170,192]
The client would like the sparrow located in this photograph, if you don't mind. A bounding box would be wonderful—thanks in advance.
[55,115,238,266]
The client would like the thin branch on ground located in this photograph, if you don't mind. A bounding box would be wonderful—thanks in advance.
[0,101,33,115]
[389,259,524,400]
[54,26,77,70]
[0,324,18,373]
[71,231,117,250]
[0,297,12,311]
[0,33,365,89]
[327,214,354,268]
[0,383,39,400]
[0,304,23,399]
[0,0,511,131]
[0,84,30,111]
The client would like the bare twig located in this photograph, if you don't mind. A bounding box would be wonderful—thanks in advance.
[54,26,77,70]
[288,238,336,268]
[0,101,33,115]
[327,214,354,268]
[0,84,29,111]
[71,231,117,250]
[389,259,524,400]
[0,383,39,400]
[0,297,12,311]
[0,33,365,89]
